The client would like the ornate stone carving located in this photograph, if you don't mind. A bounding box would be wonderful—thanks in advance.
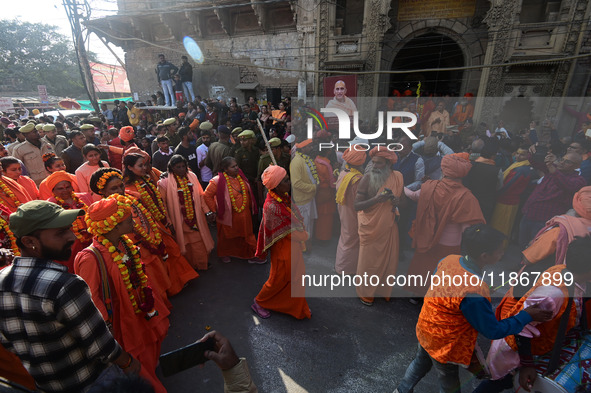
[480,0,520,123]
[317,0,329,95]
[362,0,388,96]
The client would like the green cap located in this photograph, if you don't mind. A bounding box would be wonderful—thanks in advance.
[199,121,213,130]
[162,117,176,126]
[231,127,242,135]
[43,124,56,132]
[9,201,84,238]
[268,137,282,147]
[238,130,255,139]
[80,124,94,131]
[19,123,35,133]
[35,124,44,131]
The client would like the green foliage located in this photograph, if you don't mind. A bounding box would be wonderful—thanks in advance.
[0,19,93,98]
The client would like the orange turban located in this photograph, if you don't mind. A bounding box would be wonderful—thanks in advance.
[369,146,398,164]
[119,126,135,142]
[573,186,591,220]
[296,139,313,149]
[85,194,132,235]
[46,171,73,192]
[441,153,472,178]
[123,146,151,164]
[342,148,366,166]
[262,165,286,190]
[189,119,200,131]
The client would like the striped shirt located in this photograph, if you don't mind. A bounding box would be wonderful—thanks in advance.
[0,257,122,393]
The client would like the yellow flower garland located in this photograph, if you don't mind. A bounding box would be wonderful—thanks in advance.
[97,233,151,315]
[55,192,92,243]
[96,170,124,191]
[135,178,166,223]
[0,179,21,208]
[297,151,320,184]
[174,174,198,229]
[223,172,248,213]
[130,198,162,247]
[0,215,19,256]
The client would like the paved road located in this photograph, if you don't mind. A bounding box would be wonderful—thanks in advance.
[158,231,523,392]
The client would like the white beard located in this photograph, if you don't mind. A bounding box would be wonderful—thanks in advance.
[367,167,391,197]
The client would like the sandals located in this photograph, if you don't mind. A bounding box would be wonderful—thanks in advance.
[220,256,231,263]
[248,257,267,264]
[251,301,271,319]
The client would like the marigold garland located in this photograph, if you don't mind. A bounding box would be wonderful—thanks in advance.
[96,170,124,192]
[97,233,157,318]
[55,192,92,243]
[296,151,320,184]
[86,194,132,236]
[174,174,198,230]
[0,215,19,256]
[130,198,166,256]
[223,172,248,213]
[268,189,306,251]
[135,178,166,223]
[0,179,21,208]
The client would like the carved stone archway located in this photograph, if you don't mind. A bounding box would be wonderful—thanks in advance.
[378,20,486,97]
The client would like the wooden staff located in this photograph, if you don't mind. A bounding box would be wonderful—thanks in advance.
[256,118,277,165]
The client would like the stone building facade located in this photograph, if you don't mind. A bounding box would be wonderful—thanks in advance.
[88,0,591,130]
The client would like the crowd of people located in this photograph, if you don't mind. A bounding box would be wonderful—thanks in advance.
[0,87,590,392]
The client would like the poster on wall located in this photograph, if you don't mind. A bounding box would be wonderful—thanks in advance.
[321,75,358,130]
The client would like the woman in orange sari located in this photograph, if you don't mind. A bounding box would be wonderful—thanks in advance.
[0,165,32,213]
[158,155,215,270]
[203,157,263,264]
[46,171,94,273]
[252,165,311,320]
[123,152,199,292]
[89,168,174,307]
[75,196,169,393]
[0,157,38,199]
[38,153,80,200]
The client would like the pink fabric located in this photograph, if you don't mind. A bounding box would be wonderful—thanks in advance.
[315,157,336,189]
[209,176,232,228]
[486,286,565,380]
[535,215,591,265]
[158,171,214,255]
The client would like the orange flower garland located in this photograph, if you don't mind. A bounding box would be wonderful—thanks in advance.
[55,192,92,243]
[135,178,166,223]
[96,170,125,191]
[174,174,198,230]
[223,172,247,213]
[0,179,21,208]
[86,194,157,319]
[0,215,19,256]
[130,198,163,249]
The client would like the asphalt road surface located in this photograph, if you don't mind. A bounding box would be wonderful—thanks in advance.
[159,233,521,393]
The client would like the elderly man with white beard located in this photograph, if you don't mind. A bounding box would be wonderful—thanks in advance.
[354,146,406,306]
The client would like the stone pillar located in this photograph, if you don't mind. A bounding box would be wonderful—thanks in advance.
[474,0,519,126]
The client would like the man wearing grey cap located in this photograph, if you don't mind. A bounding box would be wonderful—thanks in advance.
[0,201,140,392]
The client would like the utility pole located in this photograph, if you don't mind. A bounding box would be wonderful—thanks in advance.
[63,0,100,113]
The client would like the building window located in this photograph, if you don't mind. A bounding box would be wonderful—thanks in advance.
[335,0,364,35]
[520,0,561,23]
